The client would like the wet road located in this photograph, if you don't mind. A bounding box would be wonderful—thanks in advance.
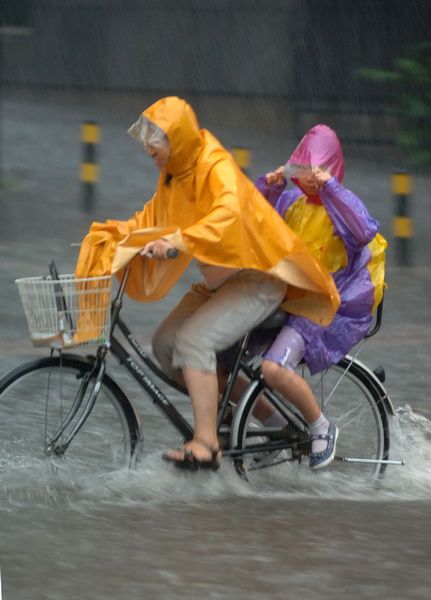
[1,89,431,599]
[2,496,431,600]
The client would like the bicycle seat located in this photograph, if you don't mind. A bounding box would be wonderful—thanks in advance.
[257,291,385,337]
[255,309,286,331]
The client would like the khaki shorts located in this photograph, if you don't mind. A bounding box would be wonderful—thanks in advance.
[152,270,287,375]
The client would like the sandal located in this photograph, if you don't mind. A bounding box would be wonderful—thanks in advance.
[163,438,222,472]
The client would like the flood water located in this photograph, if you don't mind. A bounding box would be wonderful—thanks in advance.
[1,90,431,599]
[1,399,431,599]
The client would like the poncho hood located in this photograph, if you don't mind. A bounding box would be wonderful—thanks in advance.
[287,125,345,199]
[143,96,202,177]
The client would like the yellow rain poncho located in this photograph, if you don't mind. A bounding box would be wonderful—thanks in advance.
[75,97,340,342]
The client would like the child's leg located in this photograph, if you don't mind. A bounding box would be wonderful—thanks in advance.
[260,325,336,464]
[261,324,320,418]
[261,361,320,423]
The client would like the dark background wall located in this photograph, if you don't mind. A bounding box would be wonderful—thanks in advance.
[1,0,430,144]
[2,0,430,96]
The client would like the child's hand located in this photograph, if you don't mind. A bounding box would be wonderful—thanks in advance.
[265,166,285,186]
[311,167,332,188]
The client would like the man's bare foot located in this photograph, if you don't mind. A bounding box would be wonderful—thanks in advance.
[163,438,222,471]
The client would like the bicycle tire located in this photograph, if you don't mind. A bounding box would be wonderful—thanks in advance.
[230,356,390,487]
[0,354,141,475]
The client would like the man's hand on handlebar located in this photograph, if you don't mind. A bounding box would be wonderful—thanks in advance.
[140,239,179,260]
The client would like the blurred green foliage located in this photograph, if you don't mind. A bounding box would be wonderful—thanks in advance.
[358,42,431,169]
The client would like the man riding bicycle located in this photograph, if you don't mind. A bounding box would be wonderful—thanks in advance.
[75,96,339,471]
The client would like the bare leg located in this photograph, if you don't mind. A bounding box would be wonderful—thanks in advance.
[164,368,220,462]
[163,272,286,463]
[218,366,283,423]
[221,357,335,467]
[261,359,338,464]
[260,359,321,422]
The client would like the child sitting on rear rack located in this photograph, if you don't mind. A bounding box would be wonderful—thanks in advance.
[255,124,387,469]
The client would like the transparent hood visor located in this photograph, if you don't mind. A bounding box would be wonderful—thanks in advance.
[284,163,315,179]
[127,115,169,151]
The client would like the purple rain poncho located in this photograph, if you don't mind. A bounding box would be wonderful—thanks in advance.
[256,124,386,374]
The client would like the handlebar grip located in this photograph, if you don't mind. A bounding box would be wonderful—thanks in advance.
[167,248,179,259]
[144,248,179,259]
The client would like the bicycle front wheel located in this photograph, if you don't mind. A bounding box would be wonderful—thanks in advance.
[0,355,141,475]
[231,357,390,485]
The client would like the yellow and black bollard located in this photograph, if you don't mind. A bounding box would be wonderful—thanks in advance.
[232,146,251,177]
[391,169,413,266]
[80,121,101,212]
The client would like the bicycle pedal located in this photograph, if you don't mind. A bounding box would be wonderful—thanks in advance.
[267,422,309,444]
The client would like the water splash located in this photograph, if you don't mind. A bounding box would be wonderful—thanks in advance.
[378,404,431,498]
[1,404,430,510]
[260,404,431,501]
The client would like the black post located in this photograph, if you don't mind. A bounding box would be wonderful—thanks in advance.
[391,170,413,266]
[80,121,101,213]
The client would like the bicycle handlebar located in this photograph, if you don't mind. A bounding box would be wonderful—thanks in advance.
[72,243,179,260]
[113,247,179,305]
[144,248,179,259]
[167,248,179,259]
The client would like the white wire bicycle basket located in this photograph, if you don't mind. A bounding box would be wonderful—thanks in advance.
[15,274,113,348]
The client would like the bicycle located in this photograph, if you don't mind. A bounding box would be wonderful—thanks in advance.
[0,261,403,483]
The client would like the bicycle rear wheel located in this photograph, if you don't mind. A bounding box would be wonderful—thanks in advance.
[315,357,390,477]
[231,356,390,486]
[0,355,141,475]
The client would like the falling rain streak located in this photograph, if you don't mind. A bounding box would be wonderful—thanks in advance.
[1,1,431,599]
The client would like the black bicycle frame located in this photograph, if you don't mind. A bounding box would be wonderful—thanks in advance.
[106,264,252,443]
[110,319,194,441]
[109,321,309,460]
[45,261,391,465]
[46,263,286,457]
